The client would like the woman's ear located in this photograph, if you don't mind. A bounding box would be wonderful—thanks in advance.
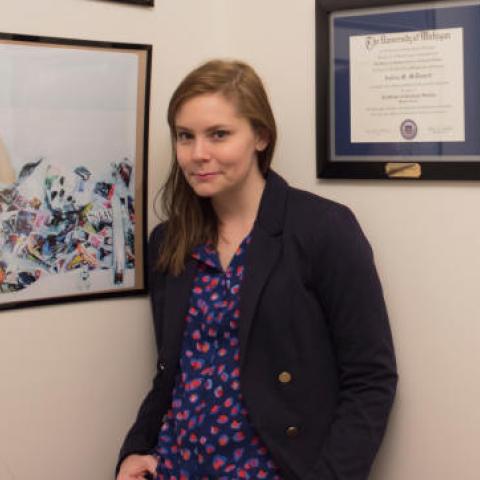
[255,129,270,152]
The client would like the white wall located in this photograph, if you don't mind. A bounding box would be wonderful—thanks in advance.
[0,1,479,479]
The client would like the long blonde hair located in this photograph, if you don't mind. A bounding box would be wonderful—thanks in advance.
[158,59,277,275]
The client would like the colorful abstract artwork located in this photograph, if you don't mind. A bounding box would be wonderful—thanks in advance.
[0,34,151,309]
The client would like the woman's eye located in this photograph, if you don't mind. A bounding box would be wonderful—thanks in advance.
[176,131,192,141]
[212,130,229,140]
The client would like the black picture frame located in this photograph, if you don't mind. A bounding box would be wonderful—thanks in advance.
[0,32,152,310]
[108,0,154,6]
[316,0,480,180]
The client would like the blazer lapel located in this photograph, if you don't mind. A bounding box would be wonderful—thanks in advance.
[239,227,281,369]
[162,259,196,364]
[239,170,289,370]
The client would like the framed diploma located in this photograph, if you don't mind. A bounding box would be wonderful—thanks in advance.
[316,0,480,179]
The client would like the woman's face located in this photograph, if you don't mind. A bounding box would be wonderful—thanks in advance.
[174,93,267,200]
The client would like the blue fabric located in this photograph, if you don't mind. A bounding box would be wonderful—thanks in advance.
[154,234,282,479]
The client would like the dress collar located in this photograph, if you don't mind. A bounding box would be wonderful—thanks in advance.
[191,232,252,272]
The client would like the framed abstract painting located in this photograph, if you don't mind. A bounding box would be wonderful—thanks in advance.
[0,32,151,309]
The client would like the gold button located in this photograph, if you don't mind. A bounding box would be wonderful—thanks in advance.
[278,371,292,383]
[286,426,299,438]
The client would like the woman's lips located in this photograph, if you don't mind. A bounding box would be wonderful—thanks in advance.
[193,172,219,180]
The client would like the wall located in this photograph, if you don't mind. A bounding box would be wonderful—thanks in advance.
[0,1,479,479]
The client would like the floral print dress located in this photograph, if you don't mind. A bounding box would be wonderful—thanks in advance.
[154,234,282,479]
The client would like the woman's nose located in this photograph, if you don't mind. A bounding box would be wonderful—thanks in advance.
[192,138,211,161]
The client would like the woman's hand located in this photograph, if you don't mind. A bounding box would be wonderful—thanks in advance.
[116,454,158,480]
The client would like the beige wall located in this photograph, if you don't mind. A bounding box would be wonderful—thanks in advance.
[0,1,479,479]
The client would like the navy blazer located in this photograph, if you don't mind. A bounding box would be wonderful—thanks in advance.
[118,170,397,480]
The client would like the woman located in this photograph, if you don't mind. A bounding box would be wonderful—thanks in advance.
[116,60,397,480]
